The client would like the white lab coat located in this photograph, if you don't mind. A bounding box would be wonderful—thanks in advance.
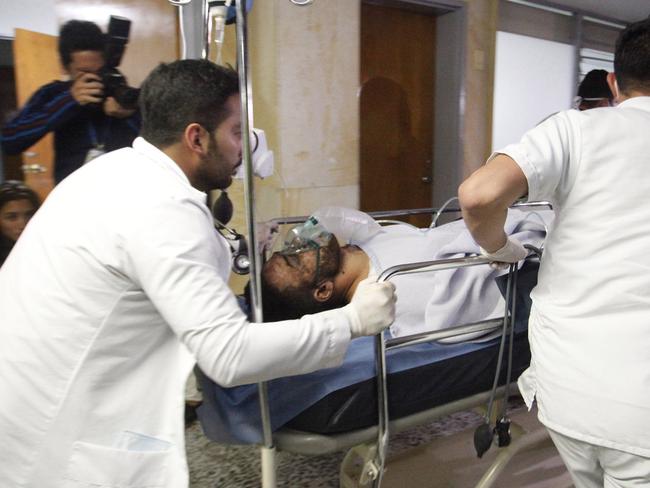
[497,97,650,457]
[0,137,352,487]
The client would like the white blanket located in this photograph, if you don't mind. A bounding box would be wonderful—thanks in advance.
[352,209,553,340]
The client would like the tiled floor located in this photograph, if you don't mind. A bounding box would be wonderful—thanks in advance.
[187,402,573,487]
[381,406,573,488]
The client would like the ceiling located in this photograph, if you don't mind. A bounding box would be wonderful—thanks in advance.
[544,0,649,24]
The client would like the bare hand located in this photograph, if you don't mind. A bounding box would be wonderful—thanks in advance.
[103,97,136,118]
[71,72,104,106]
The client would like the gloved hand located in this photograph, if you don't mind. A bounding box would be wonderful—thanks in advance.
[480,236,527,269]
[342,276,396,338]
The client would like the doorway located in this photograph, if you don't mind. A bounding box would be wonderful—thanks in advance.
[0,37,21,182]
[359,0,465,226]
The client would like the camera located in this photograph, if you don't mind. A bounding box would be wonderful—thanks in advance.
[101,16,140,110]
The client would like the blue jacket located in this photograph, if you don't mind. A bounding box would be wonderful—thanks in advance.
[1,80,140,183]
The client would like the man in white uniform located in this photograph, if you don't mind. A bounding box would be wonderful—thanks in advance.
[458,19,650,487]
[0,60,395,488]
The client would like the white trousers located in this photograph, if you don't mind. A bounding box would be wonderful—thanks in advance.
[547,429,650,488]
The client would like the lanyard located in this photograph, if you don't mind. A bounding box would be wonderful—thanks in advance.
[88,118,110,150]
[84,118,111,164]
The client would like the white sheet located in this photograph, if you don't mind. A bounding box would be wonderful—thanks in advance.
[353,209,553,340]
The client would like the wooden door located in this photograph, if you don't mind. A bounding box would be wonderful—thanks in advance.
[360,3,436,226]
[13,29,60,201]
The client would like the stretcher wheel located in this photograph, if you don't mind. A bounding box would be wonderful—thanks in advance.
[495,417,512,447]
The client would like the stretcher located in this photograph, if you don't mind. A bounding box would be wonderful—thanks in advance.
[197,204,550,487]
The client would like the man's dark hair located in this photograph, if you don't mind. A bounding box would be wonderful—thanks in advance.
[614,18,650,94]
[577,69,612,99]
[58,20,105,67]
[139,60,240,147]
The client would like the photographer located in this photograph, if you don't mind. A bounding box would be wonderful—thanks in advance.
[1,20,140,184]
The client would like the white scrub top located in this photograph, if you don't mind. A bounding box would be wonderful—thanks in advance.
[496,97,650,457]
[0,137,352,488]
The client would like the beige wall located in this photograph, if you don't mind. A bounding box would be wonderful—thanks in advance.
[228,0,497,218]
[248,0,360,221]
[463,0,499,177]
[221,0,497,293]
[225,0,363,292]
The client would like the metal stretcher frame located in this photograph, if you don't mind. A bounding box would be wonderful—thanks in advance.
[267,255,549,488]
[373,257,520,487]
[257,207,550,487]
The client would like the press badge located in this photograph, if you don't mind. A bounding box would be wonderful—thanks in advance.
[84,146,106,164]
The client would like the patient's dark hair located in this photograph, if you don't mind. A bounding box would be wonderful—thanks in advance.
[58,20,105,67]
[255,276,337,322]
[614,18,650,94]
[139,59,240,147]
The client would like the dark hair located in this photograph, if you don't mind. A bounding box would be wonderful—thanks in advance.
[58,20,105,67]
[0,180,40,212]
[614,18,650,94]
[139,60,240,147]
[258,274,334,322]
[577,69,612,99]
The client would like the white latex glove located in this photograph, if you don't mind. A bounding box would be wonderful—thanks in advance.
[342,276,396,338]
[480,236,527,269]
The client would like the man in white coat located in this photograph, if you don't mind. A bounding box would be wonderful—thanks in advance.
[0,60,395,488]
[458,19,650,488]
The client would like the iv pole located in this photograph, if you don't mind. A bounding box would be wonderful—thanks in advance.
[169,0,276,486]
[232,1,278,487]
[170,1,317,486]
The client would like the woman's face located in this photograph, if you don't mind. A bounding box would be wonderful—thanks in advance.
[0,199,36,242]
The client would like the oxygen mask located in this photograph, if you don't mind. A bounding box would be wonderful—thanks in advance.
[280,217,333,256]
[279,217,336,286]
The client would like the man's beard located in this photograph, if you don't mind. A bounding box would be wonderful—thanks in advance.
[317,236,342,280]
[195,136,236,191]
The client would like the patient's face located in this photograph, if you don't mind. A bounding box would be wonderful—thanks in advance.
[263,237,341,292]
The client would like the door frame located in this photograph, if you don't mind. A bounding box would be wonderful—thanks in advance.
[0,35,15,181]
[362,0,467,208]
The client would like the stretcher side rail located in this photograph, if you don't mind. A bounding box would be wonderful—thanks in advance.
[369,254,521,487]
[268,201,551,226]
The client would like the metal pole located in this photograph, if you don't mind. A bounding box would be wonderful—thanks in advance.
[233,2,276,487]
[202,0,210,59]
[368,254,522,487]
[370,333,388,488]
[574,13,584,97]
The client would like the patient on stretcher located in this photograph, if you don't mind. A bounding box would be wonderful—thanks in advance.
[261,207,552,339]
